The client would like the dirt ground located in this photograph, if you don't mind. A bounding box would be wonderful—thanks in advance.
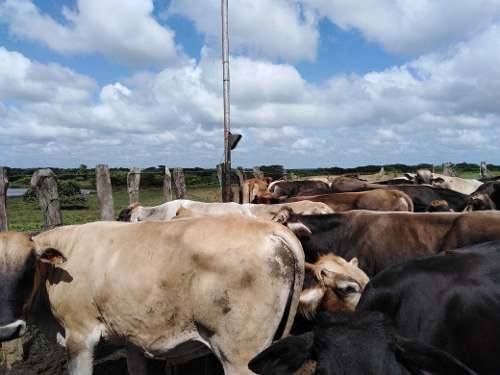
[0,327,223,375]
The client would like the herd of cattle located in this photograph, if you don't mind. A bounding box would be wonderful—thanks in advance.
[1,169,500,374]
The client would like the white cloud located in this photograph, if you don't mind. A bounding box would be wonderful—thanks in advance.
[304,0,500,55]
[0,0,180,66]
[1,20,500,167]
[168,0,318,63]
[0,47,97,103]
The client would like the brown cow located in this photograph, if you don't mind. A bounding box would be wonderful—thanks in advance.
[426,199,453,212]
[284,189,414,212]
[268,180,331,198]
[241,178,272,203]
[274,208,500,276]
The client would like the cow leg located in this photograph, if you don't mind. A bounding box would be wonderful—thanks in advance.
[126,345,147,375]
[66,329,101,375]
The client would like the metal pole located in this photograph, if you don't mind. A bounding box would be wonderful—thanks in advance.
[221,0,231,202]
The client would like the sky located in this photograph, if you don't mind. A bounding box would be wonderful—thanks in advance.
[1,0,500,168]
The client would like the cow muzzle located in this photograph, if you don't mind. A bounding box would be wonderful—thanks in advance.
[0,320,26,342]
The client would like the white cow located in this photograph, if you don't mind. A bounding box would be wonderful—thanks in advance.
[118,199,333,223]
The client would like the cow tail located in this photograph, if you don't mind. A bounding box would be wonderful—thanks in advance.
[272,230,305,340]
[400,192,414,212]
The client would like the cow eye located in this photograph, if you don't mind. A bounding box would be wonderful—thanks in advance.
[336,285,357,295]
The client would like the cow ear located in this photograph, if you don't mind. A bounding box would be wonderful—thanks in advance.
[394,335,477,375]
[287,221,312,238]
[299,288,325,319]
[38,248,67,265]
[248,332,314,374]
[349,257,359,267]
[432,177,445,184]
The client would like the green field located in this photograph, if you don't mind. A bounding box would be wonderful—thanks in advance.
[7,186,221,232]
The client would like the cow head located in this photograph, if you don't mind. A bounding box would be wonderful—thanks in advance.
[117,202,141,221]
[242,178,273,203]
[416,169,433,184]
[427,200,453,212]
[299,255,369,318]
[464,192,496,211]
[272,207,312,238]
[0,232,65,342]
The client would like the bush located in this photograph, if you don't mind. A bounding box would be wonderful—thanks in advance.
[58,180,88,210]
[22,188,37,203]
[23,180,89,210]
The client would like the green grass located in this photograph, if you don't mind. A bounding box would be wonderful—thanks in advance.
[7,186,222,232]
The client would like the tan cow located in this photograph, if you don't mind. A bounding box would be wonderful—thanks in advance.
[284,189,414,212]
[241,178,272,203]
[0,216,305,375]
[299,255,369,319]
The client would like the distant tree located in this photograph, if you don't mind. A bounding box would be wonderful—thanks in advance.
[77,164,88,179]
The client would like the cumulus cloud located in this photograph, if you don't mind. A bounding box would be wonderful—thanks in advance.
[168,0,318,62]
[304,0,500,55]
[1,20,500,167]
[0,0,180,65]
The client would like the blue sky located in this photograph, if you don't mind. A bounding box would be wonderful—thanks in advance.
[1,0,500,168]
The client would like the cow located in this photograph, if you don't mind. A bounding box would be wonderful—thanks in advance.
[284,189,414,212]
[465,181,500,211]
[371,177,416,185]
[357,240,500,374]
[248,311,476,375]
[329,177,470,212]
[118,200,256,222]
[330,176,379,192]
[464,192,496,211]
[430,174,483,195]
[0,215,305,375]
[426,199,453,212]
[241,178,273,203]
[291,255,369,336]
[389,185,470,212]
[119,200,334,223]
[268,180,331,199]
[298,255,368,319]
[273,208,500,276]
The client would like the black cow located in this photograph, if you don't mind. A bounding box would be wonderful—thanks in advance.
[465,181,500,211]
[249,311,476,375]
[329,178,469,211]
[357,241,500,374]
[274,208,500,276]
[388,184,469,212]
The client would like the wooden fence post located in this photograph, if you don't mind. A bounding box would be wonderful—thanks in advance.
[127,167,141,204]
[253,166,264,179]
[96,164,115,221]
[442,162,456,177]
[163,167,173,202]
[480,161,489,178]
[173,168,186,199]
[31,169,62,230]
[216,163,224,202]
[0,167,8,232]
[235,167,245,204]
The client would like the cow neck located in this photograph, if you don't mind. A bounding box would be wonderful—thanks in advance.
[26,262,63,341]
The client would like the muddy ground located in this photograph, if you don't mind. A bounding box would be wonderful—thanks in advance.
[0,327,223,375]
